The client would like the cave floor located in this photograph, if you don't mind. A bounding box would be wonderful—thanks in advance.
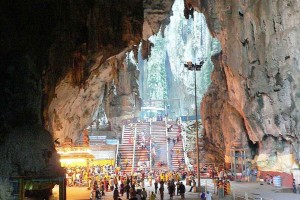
[49,179,297,200]
[50,181,201,200]
[229,181,298,200]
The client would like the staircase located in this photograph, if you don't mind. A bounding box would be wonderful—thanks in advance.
[133,122,151,172]
[166,122,185,171]
[118,122,150,174]
[118,124,135,174]
[150,121,168,171]
[118,121,183,174]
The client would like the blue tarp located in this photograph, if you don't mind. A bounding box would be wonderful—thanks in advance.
[106,139,118,145]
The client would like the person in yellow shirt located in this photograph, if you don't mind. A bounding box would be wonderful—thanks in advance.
[160,173,165,182]
[148,174,153,186]
[176,173,180,182]
[166,173,169,182]
[83,170,88,182]
[150,191,156,200]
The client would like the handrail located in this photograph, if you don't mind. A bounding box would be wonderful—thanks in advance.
[149,123,152,172]
[166,123,169,167]
[132,125,137,173]
[181,126,188,166]
[204,179,216,194]
[121,125,125,144]
[115,140,119,168]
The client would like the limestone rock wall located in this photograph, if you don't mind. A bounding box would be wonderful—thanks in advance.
[0,0,145,178]
[47,0,175,140]
[0,0,176,179]
[45,0,145,141]
[143,0,174,40]
[104,58,142,134]
[200,52,226,164]
[48,54,119,141]
[198,0,300,172]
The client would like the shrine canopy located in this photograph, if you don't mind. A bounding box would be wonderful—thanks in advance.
[57,146,94,167]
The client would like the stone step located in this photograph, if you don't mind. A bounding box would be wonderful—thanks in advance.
[119,121,184,172]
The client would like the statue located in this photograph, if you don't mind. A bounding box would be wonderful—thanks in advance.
[82,129,90,147]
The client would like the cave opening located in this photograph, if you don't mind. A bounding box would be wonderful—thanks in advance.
[2,0,300,198]
[1,0,227,198]
[80,0,222,173]
[83,0,221,144]
[137,0,220,122]
[87,0,221,128]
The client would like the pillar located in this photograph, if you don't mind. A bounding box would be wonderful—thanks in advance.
[18,177,25,200]
[59,177,66,200]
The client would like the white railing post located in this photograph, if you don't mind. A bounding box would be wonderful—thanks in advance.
[115,140,119,168]
[121,125,125,144]
[132,125,137,173]
[166,124,169,167]
[214,180,216,194]
[150,124,152,172]
[245,192,248,200]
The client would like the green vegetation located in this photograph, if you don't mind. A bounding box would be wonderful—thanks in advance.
[138,0,221,116]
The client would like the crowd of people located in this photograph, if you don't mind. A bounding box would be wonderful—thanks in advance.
[64,162,231,199]
[65,164,117,187]
[65,119,233,199]
[88,170,189,200]
[122,123,185,171]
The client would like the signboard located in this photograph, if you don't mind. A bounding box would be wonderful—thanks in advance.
[106,139,118,145]
[89,136,107,145]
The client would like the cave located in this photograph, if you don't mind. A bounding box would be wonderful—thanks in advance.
[1,0,300,198]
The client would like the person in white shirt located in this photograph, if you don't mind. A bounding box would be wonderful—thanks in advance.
[206,191,212,200]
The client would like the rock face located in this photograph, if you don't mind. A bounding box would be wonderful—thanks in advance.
[44,0,145,141]
[0,0,145,178]
[198,0,300,172]
[200,52,227,164]
[104,57,142,133]
[143,0,174,41]
[48,54,120,141]
[0,0,176,180]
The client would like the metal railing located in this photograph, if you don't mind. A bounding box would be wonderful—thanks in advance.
[166,119,169,167]
[114,140,119,168]
[150,124,152,171]
[203,179,216,194]
[121,125,125,144]
[132,125,137,173]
